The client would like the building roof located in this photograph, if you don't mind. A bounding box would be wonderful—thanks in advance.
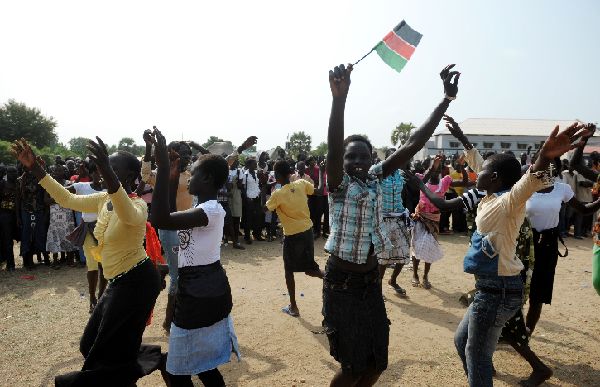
[434,118,588,137]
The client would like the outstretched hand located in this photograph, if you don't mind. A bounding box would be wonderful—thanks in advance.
[440,64,460,98]
[443,114,463,138]
[539,123,591,160]
[11,139,38,171]
[143,129,153,145]
[86,137,111,174]
[239,136,258,152]
[329,64,353,99]
[152,127,169,167]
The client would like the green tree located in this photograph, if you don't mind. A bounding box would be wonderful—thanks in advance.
[68,137,92,158]
[116,137,144,156]
[286,131,312,159]
[0,99,58,148]
[311,141,328,157]
[390,122,415,146]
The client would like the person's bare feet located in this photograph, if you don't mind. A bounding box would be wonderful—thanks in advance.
[519,367,553,386]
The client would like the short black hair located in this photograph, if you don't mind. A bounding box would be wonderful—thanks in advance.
[196,154,229,189]
[274,160,292,177]
[487,153,522,188]
[343,135,372,153]
[114,150,141,176]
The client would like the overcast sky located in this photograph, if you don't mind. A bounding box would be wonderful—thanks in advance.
[1,0,598,151]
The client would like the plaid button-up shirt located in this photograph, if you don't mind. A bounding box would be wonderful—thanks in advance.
[374,161,406,216]
[324,163,391,264]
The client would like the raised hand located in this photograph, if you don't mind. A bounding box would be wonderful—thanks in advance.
[440,64,460,98]
[432,154,442,170]
[443,114,463,137]
[539,123,590,160]
[86,137,111,175]
[582,123,597,142]
[11,139,37,170]
[329,64,353,99]
[239,136,258,152]
[143,129,154,145]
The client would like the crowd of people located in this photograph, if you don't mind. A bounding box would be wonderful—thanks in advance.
[1,63,600,387]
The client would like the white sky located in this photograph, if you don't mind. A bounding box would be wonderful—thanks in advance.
[1,0,598,150]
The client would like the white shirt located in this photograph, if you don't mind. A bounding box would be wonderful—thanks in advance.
[561,170,577,194]
[72,182,105,222]
[243,170,261,199]
[526,182,574,231]
[177,200,225,268]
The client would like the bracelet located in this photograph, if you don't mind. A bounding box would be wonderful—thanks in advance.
[445,95,457,101]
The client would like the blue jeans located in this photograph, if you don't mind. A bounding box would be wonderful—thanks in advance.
[454,275,523,387]
[159,229,180,295]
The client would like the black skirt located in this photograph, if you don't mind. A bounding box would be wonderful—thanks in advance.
[174,261,233,329]
[322,257,389,376]
[283,229,319,273]
[55,258,162,387]
[529,228,560,305]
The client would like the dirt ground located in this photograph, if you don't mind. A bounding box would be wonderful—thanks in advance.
[1,234,599,387]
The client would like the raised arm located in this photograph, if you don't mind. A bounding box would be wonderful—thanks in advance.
[504,123,591,211]
[406,171,463,211]
[570,123,598,181]
[150,128,208,230]
[11,140,104,213]
[381,65,460,177]
[568,196,600,215]
[87,136,147,226]
[326,64,353,190]
[225,136,258,167]
[141,129,157,185]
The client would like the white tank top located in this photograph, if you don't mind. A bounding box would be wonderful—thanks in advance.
[177,200,225,268]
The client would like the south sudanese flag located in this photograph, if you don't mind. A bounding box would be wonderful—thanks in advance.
[374,20,422,73]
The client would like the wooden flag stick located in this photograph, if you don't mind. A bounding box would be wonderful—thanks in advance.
[353,48,375,66]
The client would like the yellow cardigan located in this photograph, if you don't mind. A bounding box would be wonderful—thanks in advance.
[39,175,148,279]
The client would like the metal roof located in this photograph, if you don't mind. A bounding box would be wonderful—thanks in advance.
[434,118,588,137]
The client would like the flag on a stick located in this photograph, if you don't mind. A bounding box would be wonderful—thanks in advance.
[373,20,422,73]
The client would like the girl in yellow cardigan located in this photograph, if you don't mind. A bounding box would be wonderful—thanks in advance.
[13,138,162,387]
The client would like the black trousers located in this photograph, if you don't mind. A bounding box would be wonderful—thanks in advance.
[0,210,16,269]
[55,259,162,387]
[309,195,324,235]
[243,197,263,239]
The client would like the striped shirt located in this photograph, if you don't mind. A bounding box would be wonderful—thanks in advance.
[324,163,391,264]
[461,188,487,213]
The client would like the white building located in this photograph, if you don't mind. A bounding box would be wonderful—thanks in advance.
[414,118,598,160]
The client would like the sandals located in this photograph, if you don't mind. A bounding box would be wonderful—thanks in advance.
[281,305,300,317]
[422,279,432,289]
[389,283,407,297]
[411,278,420,287]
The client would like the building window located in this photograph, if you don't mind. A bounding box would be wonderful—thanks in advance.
[449,141,459,148]
[534,143,541,149]
[500,142,511,149]
[483,142,494,149]
[517,143,528,150]
[471,143,478,148]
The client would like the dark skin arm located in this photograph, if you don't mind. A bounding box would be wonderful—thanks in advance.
[421,155,441,184]
[444,115,473,150]
[570,123,598,181]
[532,123,590,173]
[381,65,460,177]
[188,141,210,155]
[568,196,600,215]
[143,129,154,162]
[406,171,464,211]
[149,128,208,230]
[316,160,326,195]
[326,64,352,190]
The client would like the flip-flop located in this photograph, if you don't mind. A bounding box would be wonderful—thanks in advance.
[422,280,432,289]
[281,305,299,317]
[392,285,407,297]
[411,278,420,287]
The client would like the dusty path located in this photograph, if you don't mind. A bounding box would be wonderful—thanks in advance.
[1,235,599,386]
